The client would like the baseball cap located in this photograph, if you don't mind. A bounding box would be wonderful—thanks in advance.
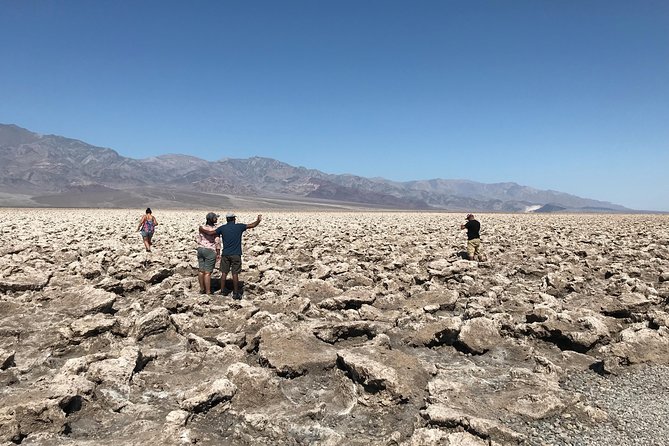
[226,212,236,218]
[206,212,219,220]
[466,214,474,219]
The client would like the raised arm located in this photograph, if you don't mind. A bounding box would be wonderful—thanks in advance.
[246,214,262,229]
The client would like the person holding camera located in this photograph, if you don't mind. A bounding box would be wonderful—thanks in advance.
[460,213,483,261]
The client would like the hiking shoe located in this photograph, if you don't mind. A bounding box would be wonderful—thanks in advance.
[221,288,231,296]
[232,292,242,300]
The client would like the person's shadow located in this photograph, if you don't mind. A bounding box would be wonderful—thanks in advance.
[211,278,245,296]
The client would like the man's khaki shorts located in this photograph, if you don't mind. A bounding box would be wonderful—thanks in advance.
[467,238,482,260]
[220,255,242,274]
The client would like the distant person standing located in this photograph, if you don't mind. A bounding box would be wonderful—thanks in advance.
[460,213,483,261]
[196,212,221,294]
[199,212,262,300]
[137,208,158,252]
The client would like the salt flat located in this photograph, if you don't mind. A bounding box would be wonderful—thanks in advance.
[1,209,668,445]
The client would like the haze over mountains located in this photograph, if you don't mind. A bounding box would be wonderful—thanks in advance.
[0,123,630,212]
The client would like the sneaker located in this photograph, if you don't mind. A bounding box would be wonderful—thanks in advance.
[232,292,242,300]
[221,288,231,296]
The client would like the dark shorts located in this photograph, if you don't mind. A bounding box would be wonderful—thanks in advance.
[197,247,217,273]
[220,255,242,274]
[140,230,153,240]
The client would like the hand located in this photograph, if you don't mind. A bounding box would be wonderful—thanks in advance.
[257,214,262,221]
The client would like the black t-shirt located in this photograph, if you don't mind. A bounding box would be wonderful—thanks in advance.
[465,220,480,240]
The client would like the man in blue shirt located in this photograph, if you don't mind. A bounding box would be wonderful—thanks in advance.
[200,212,262,299]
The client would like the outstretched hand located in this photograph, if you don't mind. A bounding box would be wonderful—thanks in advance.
[247,214,262,229]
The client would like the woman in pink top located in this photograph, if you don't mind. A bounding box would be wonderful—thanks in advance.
[196,212,221,294]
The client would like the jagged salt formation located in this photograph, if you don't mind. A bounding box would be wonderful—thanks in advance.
[0,209,668,445]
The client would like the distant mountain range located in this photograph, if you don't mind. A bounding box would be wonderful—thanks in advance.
[0,123,631,212]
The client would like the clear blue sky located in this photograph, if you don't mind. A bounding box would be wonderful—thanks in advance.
[1,1,668,211]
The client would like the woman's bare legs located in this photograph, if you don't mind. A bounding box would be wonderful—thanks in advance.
[203,272,211,293]
[197,271,212,293]
[198,271,206,293]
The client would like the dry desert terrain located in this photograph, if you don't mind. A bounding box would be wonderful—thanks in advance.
[1,209,669,445]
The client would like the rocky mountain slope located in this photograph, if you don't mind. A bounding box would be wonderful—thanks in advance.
[0,123,629,211]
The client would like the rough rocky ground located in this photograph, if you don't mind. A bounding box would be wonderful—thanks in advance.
[1,209,668,445]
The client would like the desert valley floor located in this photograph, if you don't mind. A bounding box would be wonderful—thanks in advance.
[1,209,669,445]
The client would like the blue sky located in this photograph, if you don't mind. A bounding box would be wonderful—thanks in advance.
[1,1,668,211]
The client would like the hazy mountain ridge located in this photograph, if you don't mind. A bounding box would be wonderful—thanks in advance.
[0,123,630,211]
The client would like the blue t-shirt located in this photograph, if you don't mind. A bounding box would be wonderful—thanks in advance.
[215,222,247,255]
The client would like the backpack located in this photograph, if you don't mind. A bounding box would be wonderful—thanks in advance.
[142,217,155,234]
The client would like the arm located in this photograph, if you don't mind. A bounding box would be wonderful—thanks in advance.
[199,225,217,236]
[152,216,158,226]
[245,214,262,229]
[137,216,146,231]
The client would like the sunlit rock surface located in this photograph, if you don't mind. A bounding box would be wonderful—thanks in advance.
[1,209,668,445]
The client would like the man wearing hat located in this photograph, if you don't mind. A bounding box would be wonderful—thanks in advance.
[200,212,262,299]
[460,214,483,261]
